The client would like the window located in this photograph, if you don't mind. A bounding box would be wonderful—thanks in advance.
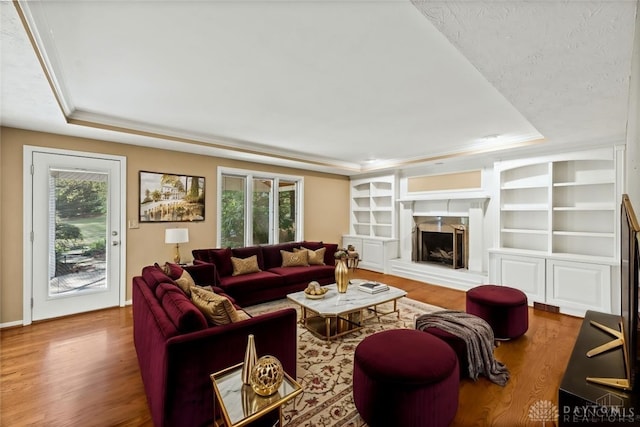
[218,168,303,247]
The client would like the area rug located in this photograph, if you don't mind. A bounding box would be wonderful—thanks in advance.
[244,297,443,427]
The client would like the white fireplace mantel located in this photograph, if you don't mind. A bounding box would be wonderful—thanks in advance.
[397,192,488,277]
[397,190,490,203]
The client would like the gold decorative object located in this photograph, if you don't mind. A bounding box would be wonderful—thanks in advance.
[335,258,349,293]
[242,334,257,385]
[304,281,328,299]
[250,355,284,396]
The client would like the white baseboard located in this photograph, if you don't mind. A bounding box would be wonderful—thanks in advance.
[2,302,132,329]
[1,320,24,329]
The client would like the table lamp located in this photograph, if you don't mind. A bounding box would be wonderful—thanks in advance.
[165,228,189,264]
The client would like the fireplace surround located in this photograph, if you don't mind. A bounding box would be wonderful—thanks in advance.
[413,218,468,269]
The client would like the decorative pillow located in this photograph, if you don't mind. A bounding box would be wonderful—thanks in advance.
[231,246,265,270]
[142,264,175,291]
[231,255,261,276]
[158,284,207,332]
[174,270,196,297]
[155,281,187,300]
[301,241,324,250]
[193,247,234,278]
[190,286,250,325]
[321,243,339,265]
[159,262,184,280]
[281,249,309,267]
[295,247,326,265]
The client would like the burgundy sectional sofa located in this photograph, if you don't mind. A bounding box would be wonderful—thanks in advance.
[132,264,298,427]
[192,241,338,307]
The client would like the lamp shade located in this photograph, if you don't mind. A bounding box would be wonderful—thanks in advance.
[165,228,189,244]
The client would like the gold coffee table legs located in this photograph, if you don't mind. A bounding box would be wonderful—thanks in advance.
[299,305,398,342]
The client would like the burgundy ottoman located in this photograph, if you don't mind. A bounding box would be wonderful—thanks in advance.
[353,329,459,427]
[466,285,528,340]
[421,327,469,378]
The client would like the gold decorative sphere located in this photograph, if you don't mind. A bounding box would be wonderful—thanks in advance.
[250,355,284,396]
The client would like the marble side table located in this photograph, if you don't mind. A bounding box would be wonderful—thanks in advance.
[210,362,302,427]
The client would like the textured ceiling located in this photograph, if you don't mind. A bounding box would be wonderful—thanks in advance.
[1,1,637,175]
[413,0,635,145]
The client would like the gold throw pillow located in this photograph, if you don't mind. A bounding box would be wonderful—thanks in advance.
[281,249,309,267]
[175,270,196,297]
[231,255,261,276]
[190,286,249,325]
[294,247,326,265]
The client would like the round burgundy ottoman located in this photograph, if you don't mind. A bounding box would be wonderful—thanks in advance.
[353,329,459,427]
[421,327,468,378]
[466,285,528,340]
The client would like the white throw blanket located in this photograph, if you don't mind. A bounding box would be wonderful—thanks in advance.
[415,310,510,386]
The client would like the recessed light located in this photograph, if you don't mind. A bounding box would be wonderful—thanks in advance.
[481,134,501,141]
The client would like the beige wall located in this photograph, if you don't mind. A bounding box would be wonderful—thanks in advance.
[0,127,350,324]
[407,170,481,193]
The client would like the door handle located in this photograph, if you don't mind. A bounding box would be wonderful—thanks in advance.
[112,240,120,246]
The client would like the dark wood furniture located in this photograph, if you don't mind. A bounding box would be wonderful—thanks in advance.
[559,310,639,425]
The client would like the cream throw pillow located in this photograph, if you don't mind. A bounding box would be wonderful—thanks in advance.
[231,255,261,276]
[281,249,309,267]
[190,287,250,325]
[295,247,326,265]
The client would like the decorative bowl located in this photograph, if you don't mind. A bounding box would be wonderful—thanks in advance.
[304,281,328,299]
[305,292,327,300]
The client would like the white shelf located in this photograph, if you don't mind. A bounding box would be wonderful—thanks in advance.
[552,231,615,238]
[553,180,615,187]
[501,204,548,211]
[552,206,615,211]
[501,228,548,235]
[501,183,548,190]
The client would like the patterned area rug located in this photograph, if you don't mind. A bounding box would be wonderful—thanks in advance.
[244,297,443,427]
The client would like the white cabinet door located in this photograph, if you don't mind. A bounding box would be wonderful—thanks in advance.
[361,239,384,272]
[343,236,398,273]
[490,253,545,304]
[546,259,611,316]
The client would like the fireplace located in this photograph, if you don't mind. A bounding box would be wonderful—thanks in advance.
[413,219,468,269]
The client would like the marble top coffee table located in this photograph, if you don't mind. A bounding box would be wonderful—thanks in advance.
[286,283,407,341]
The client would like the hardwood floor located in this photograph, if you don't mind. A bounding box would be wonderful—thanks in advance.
[0,271,581,426]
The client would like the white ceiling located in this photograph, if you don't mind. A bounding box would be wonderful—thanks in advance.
[1,1,637,176]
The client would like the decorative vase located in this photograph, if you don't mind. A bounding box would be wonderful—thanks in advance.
[250,355,284,396]
[242,334,257,385]
[335,258,349,293]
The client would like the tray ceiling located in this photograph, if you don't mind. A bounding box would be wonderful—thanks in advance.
[1,1,636,175]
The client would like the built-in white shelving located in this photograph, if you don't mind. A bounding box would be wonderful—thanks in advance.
[490,146,623,317]
[345,175,398,273]
[349,175,396,239]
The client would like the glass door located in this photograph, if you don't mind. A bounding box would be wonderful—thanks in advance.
[31,151,122,321]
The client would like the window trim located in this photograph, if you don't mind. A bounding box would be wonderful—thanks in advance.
[217,167,304,247]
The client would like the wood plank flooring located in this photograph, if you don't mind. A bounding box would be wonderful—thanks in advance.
[1,271,581,426]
